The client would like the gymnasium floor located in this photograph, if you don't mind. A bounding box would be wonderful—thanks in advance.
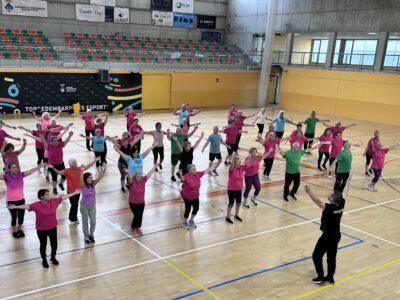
[0,108,399,299]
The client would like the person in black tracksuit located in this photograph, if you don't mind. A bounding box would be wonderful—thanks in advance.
[304,185,345,285]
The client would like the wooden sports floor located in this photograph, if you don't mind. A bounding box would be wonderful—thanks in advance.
[0,108,399,299]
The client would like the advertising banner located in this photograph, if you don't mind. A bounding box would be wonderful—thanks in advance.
[150,0,172,11]
[152,10,173,26]
[90,0,115,6]
[76,4,105,22]
[114,7,129,23]
[197,15,216,29]
[105,6,113,22]
[173,12,194,28]
[201,31,221,42]
[2,0,48,17]
[172,0,193,14]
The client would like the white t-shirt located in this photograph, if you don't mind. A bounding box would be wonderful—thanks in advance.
[256,112,265,125]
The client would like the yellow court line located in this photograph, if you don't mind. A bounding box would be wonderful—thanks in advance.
[163,259,221,300]
[107,94,142,101]
[290,257,400,300]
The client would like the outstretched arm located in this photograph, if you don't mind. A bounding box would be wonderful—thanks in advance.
[23,163,45,177]
[94,167,106,185]
[192,132,204,151]
[388,141,400,151]
[344,123,357,129]
[18,125,33,134]
[1,121,17,130]
[16,139,27,155]
[103,113,110,125]
[63,131,74,146]
[203,161,218,174]
[188,125,198,139]
[304,185,325,209]
[79,134,93,141]
[201,139,210,153]
[146,164,158,179]
[142,144,156,159]
[114,146,129,161]
[60,190,81,201]
[47,165,66,176]
[82,159,97,171]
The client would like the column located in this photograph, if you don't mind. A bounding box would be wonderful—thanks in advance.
[284,33,294,66]
[257,0,278,107]
[324,32,337,68]
[374,32,389,72]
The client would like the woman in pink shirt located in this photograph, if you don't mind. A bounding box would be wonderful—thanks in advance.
[226,154,246,223]
[181,163,216,230]
[329,132,344,175]
[227,105,239,122]
[0,162,43,238]
[257,131,281,180]
[233,112,254,148]
[45,131,74,195]
[35,110,62,130]
[322,121,356,137]
[289,130,312,148]
[0,123,19,150]
[144,122,170,172]
[317,128,332,171]
[127,164,158,235]
[368,142,400,192]
[79,109,104,151]
[242,147,271,208]
[8,188,80,268]
[124,108,144,131]
[1,139,26,172]
[221,120,247,166]
[19,123,47,173]
[128,118,144,153]
[364,130,380,176]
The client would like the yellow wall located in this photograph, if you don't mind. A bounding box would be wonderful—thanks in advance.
[141,70,259,110]
[280,67,400,126]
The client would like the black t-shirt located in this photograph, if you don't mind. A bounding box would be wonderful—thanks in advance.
[119,144,133,165]
[320,201,345,235]
[180,148,194,167]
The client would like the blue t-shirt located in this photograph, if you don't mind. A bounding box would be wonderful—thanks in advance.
[274,116,287,132]
[208,134,222,154]
[92,137,107,152]
[178,110,190,126]
[127,154,144,176]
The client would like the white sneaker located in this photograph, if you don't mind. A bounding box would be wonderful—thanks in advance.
[182,222,190,230]
[263,175,270,181]
[212,170,219,176]
[208,171,213,176]
[189,220,197,228]
[368,185,377,192]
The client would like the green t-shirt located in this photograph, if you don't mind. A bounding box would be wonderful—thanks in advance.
[171,133,186,155]
[336,150,352,173]
[284,150,305,174]
[304,117,319,135]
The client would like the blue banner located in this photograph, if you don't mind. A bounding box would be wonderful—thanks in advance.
[201,31,221,43]
[173,13,194,28]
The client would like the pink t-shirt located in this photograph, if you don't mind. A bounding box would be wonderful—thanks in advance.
[291,129,304,138]
[181,171,204,200]
[372,148,389,169]
[32,130,45,149]
[4,172,24,201]
[224,126,239,144]
[330,138,344,158]
[264,130,276,140]
[330,126,345,136]
[235,116,247,130]
[29,197,62,231]
[366,137,380,156]
[48,124,62,136]
[181,124,189,135]
[125,112,136,128]
[3,151,20,170]
[82,114,97,130]
[263,139,280,158]
[39,118,52,129]
[318,135,332,153]
[244,156,262,176]
[128,124,143,138]
[228,165,246,190]
[129,176,147,204]
[290,135,308,147]
[228,108,238,121]
[152,131,164,147]
[0,130,10,149]
[93,123,105,136]
[48,142,65,165]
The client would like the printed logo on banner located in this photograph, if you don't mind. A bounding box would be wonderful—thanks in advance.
[173,12,193,28]
[151,0,172,11]
[172,0,193,14]
[152,10,173,26]
[197,15,216,29]
[114,7,129,23]
[2,0,48,17]
[76,4,105,22]
[105,6,114,22]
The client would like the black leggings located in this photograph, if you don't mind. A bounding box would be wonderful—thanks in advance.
[276,131,284,139]
[334,173,350,193]
[7,199,25,227]
[183,198,199,219]
[153,146,164,163]
[312,233,341,278]
[329,157,338,173]
[37,228,58,260]
[318,152,329,168]
[129,203,145,229]
[49,163,66,182]
[134,140,141,153]
[304,133,315,150]
[263,157,274,176]
[36,148,45,165]
[94,151,106,167]
[228,190,242,207]
[85,130,94,150]
[284,173,300,197]
[69,194,80,222]
[365,153,373,166]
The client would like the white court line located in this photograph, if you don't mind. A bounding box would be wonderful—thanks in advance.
[3,196,400,300]
[341,223,400,247]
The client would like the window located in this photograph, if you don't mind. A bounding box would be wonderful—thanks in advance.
[384,39,400,67]
[333,39,377,67]
[310,39,328,63]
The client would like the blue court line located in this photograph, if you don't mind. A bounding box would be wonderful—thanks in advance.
[173,239,362,300]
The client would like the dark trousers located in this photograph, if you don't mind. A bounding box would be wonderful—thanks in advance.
[133,139,141,153]
[372,168,382,183]
[263,157,274,176]
[284,173,300,197]
[85,130,94,150]
[304,133,315,150]
[183,198,199,219]
[244,174,261,198]
[153,146,164,163]
[36,148,45,165]
[276,131,284,139]
[129,203,145,229]
[313,233,341,278]
[37,228,58,260]
[334,173,350,193]
[7,199,25,227]
[318,152,329,168]
[94,151,106,167]
[69,194,80,222]
[103,141,108,163]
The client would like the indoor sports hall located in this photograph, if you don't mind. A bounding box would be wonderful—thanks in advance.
[0,1,399,299]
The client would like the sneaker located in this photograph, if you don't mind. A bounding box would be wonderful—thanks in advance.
[38,169,42,174]
[283,196,289,202]
[224,161,228,166]
[136,228,143,236]
[324,277,335,285]
[12,231,20,239]
[312,277,325,284]
[208,171,213,176]
[50,257,59,265]
[318,167,323,171]
[125,184,130,190]
[234,215,243,222]
[189,220,197,228]
[121,187,126,193]
[89,235,95,243]
[263,175,270,181]
[182,221,190,230]
[212,170,219,176]
[42,259,49,268]
[171,176,177,182]
[17,230,25,238]
[289,193,297,200]
[225,217,233,224]
[159,164,163,170]
[322,165,327,170]
[368,185,377,192]
[71,220,80,225]
[251,197,258,206]
[84,239,92,244]
[365,171,370,176]
[369,169,373,175]
[242,202,250,209]
[52,188,58,195]
[58,183,65,191]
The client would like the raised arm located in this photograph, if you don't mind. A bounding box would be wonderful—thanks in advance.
[188,125,198,139]
[344,123,357,129]
[304,185,325,209]
[18,125,33,134]
[146,164,159,179]
[388,141,400,151]
[63,131,74,146]
[16,139,27,155]
[114,146,129,161]
[171,135,183,153]
[103,113,110,125]
[190,109,201,117]
[94,167,106,185]
[322,122,331,128]
[203,161,218,174]
[60,189,81,201]
[192,132,204,151]
[142,144,156,159]
[79,134,94,141]
[1,121,17,130]
[53,110,62,119]
[23,163,44,177]
[82,159,97,171]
